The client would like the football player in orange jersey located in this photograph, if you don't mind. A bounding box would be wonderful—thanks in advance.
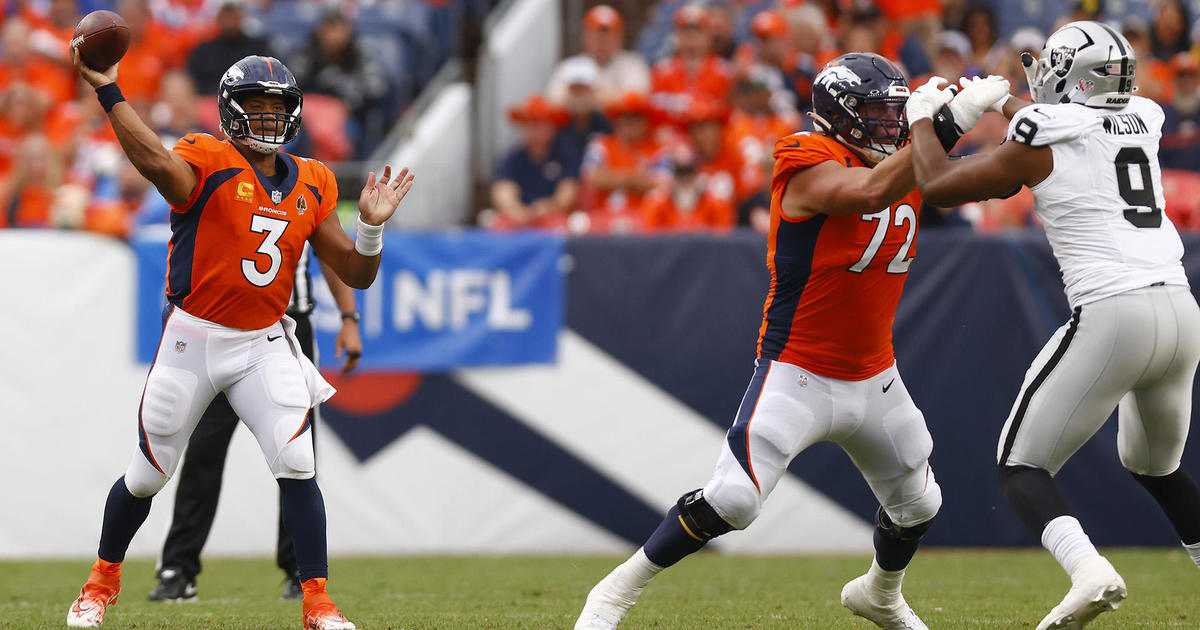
[575,54,1004,630]
[65,48,413,630]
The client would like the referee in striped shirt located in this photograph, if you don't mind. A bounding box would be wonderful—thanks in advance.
[148,246,363,602]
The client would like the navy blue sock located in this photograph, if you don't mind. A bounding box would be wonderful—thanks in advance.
[278,478,328,582]
[872,509,930,571]
[643,506,708,567]
[97,476,153,563]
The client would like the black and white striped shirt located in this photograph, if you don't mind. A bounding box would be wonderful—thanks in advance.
[286,244,315,316]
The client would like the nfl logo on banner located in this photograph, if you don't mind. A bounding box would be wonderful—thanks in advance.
[175,340,187,353]
[271,190,283,204]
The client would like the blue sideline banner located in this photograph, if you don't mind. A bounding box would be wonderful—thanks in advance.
[133,229,565,370]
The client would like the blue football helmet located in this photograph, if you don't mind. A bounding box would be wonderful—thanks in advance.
[218,55,303,153]
[811,52,910,163]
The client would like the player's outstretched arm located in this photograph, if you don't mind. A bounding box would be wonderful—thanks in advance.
[780,147,916,218]
[309,165,415,290]
[71,46,197,206]
[909,118,1050,207]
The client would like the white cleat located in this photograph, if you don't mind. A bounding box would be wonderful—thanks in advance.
[66,587,119,628]
[1035,556,1127,630]
[841,574,930,630]
[574,568,643,630]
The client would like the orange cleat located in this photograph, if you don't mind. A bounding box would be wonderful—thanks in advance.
[301,578,355,630]
[66,560,122,628]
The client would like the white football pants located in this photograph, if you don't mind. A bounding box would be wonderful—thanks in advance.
[998,284,1200,476]
[124,306,335,497]
[703,359,942,530]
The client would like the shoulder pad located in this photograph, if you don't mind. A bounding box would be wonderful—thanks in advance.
[1006,105,1094,147]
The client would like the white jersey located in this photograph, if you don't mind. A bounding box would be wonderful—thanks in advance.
[1007,96,1189,307]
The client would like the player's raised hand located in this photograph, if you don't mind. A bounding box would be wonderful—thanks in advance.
[905,76,954,123]
[70,44,118,88]
[952,75,1012,125]
[357,165,415,227]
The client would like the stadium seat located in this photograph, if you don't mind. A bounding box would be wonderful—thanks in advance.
[301,94,352,163]
[1162,168,1200,230]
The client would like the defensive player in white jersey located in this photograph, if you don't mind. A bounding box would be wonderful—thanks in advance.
[908,20,1200,630]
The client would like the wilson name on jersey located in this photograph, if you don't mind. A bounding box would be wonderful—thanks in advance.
[167,133,338,330]
[757,132,923,381]
[1008,96,1188,307]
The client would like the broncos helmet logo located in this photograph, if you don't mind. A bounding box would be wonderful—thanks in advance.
[815,65,862,91]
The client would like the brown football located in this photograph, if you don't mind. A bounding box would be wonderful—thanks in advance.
[72,10,131,71]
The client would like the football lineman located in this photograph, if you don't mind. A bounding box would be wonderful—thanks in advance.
[909,20,1200,630]
[64,48,414,630]
[573,53,1006,630]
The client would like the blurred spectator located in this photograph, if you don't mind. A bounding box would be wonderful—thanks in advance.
[116,0,184,107]
[839,1,930,77]
[1161,52,1200,172]
[0,134,61,228]
[1152,0,1191,61]
[1123,16,1171,103]
[0,83,51,179]
[150,69,206,140]
[186,0,274,95]
[734,9,811,115]
[643,97,738,231]
[289,8,388,158]
[548,4,650,106]
[22,0,82,67]
[994,27,1045,98]
[705,0,736,59]
[552,56,612,175]
[961,4,999,70]
[873,0,942,60]
[579,91,671,232]
[726,68,800,205]
[927,31,980,84]
[0,17,75,107]
[781,1,838,69]
[651,4,732,120]
[487,94,578,230]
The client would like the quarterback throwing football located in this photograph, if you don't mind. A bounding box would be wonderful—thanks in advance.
[64,47,413,630]
[909,20,1200,630]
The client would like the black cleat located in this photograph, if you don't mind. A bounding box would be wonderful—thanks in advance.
[148,567,197,602]
[281,574,303,600]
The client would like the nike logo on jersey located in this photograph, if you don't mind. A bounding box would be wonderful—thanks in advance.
[784,141,801,148]
[882,378,895,393]
[267,335,282,342]
[183,137,196,144]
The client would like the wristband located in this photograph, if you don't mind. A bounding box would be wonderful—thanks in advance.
[96,83,125,113]
[340,311,361,323]
[354,216,384,256]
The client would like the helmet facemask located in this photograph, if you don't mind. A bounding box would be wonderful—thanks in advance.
[837,91,910,163]
[222,90,302,154]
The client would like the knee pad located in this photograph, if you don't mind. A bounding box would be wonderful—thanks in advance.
[699,472,762,531]
[140,367,198,438]
[677,489,736,540]
[263,358,313,410]
[876,506,934,542]
[274,433,315,479]
[124,453,169,497]
[880,466,942,527]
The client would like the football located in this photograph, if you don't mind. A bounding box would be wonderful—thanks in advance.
[71,10,131,71]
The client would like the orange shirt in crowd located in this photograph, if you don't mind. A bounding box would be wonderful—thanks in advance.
[651,55,732,114]
[120,21,186,103]
[642,158,738,231]
[580,134,672,220]
[725,109,799,199]
[0,58,76,107]
[874,0,942,20]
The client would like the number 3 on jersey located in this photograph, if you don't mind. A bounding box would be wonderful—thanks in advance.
[848,204,916,274]
[242,214,290,287]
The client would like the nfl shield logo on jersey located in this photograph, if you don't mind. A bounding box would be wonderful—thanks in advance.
[175,340,187,353]
[271,190,283,205]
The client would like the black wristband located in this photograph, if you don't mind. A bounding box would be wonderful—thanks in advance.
[341,311,361,323]
[95,83,125,113]
[931,103,963,153]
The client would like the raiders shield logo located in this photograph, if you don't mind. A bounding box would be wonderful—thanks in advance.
[296,195,307,215]
[271,190,283,205]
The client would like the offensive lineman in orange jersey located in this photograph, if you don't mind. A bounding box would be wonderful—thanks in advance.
[65,50,413,630]
[574,54,1008,630]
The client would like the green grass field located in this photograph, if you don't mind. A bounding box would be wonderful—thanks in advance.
[3,549,1196,629]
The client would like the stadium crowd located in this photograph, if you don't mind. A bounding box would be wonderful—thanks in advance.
[0,0,479,237]
[484,0,1200,234]
[3,0,1200,238]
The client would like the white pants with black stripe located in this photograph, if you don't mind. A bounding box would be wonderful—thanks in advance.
[998,284,1200,476]
[702,359,942,530]
[124,307,336,497]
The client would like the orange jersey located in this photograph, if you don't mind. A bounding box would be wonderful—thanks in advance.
[580,134,672,214]
[757,132,921,380]
[166,133,337,329]
[651,55,732,114]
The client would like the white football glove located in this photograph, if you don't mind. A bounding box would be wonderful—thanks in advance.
[905,75,955,124]
[949,75,1012,132]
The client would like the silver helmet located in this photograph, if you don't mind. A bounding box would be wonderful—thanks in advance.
[1026,20,1136,108]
